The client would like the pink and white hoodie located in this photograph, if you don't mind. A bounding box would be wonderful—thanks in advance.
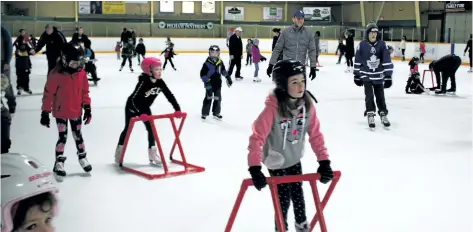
[248,92,329,170]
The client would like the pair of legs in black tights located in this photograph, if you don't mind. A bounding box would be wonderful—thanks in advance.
[269,162,308,231]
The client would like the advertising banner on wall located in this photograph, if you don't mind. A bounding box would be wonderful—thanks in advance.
[302,7,331,21]
[445,1,471,12]
[102,1,126,14]
[202,0,215,13]
[78,1,103,14]
[157,21,214,30]
[224,6,244,21]
[262,7,283,21]
[160,0,174,13]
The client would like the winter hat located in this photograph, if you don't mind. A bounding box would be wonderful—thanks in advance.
[252,38,259,44]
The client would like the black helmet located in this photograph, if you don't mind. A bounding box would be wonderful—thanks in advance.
[60,42,85,72]
[208,45,220,57]
[272,60,306,91]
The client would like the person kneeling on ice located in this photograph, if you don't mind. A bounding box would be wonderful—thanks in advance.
[81,42,100,84]
[353,22,393,129]
[200,45,232,121]
[405,57,427,94]
[2,153,59,232]
[115,57,183,166]
[41,42,92,181]
[247,60,333,232]
[429,54,462,95]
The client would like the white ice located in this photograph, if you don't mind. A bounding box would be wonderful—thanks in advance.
[8,53,472,232]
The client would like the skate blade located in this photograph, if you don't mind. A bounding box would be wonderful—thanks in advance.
[149,160,163,166]
[54,174,65,182]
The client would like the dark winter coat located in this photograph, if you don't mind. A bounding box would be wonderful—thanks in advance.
[272,35,283,61]
[41,67,91,119]
[344,36,355,57]
[464,39,472,54]
[200,57,230,90]
[337,42,345,54]
[1,25,16,115]
[131,31,136,45]
[71,32,92,48]
[431,55,462,77]
[161,47,176,59]
[354,40,393,84]
[120,30,132,44]
[121,44,135,58]
[135,43,146,55]
[35,27,67,61]
[229,34,243,57]
[1,25,13,72]
[125,74,181,115]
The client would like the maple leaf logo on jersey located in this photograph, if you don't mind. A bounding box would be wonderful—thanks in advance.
[367,55,380,72]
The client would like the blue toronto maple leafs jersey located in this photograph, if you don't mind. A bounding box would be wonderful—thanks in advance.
[353,40,394,83]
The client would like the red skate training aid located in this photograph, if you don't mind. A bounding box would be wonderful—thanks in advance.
[422,70,436,88]
[225,171,342,232]
[118,112,205,180]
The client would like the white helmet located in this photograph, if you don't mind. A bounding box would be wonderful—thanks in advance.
[1,153,59,232]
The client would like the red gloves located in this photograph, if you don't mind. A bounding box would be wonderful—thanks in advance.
[174,111,184,118]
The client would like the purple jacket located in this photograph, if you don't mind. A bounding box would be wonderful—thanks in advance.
[252,45,261,63]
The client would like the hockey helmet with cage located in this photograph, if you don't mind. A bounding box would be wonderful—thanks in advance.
[208,45,220,58]
[141,57,162,77]
[272,60,306,91]
[1,153,59,232]
[60,42,85,73]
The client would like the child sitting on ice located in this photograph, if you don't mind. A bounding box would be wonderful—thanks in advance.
[405,57,427,94]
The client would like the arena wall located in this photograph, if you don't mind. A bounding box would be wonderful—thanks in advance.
[21,37,471,65]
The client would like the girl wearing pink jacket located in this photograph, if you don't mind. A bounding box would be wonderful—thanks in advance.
[247,60,333,232]
[251,38,266,82]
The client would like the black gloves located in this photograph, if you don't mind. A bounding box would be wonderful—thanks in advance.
[354,75,363,86]
[226,76,233,87]
[260,56,267,62]
[266,64,273,78]
[317,160,334,184]
[249,166,267,191]
[384,76,392,88]
[309,67,316,80]
[83,105,92,124]
[40,111,50,128]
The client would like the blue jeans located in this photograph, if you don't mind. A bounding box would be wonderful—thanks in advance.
[254,62,259,77]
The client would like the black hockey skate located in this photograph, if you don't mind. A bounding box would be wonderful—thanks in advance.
[213,114,223,121]
[53,155,67,182]
[366,112,376,129]
[446,88,456,95]
[379,112,391,127]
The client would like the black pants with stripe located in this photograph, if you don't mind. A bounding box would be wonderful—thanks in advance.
[117,107,155,148]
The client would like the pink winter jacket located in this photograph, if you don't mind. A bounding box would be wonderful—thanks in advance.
[252,45,261,64]
[248,93,329,170]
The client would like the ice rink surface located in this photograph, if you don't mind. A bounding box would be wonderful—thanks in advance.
[8,53,473,232]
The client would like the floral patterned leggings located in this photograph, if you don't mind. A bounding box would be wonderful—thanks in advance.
[55,118,86,158]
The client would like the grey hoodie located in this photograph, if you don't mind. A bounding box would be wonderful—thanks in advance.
[248,93,329,170]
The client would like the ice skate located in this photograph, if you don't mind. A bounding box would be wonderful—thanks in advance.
[429,86,440,91]
[201,115,207,121]
[129,66,134,72]
[446,88,456,95]
[235,76,244,81]
[366,112,376,129]
[148,146,162,165]
[253,77,261,82]
[295,221,309,232]
[379,112,391,127]
[17,88,22,95]
[53,155,67,182]
[119,66,123,71]
[24,89,32,94]
[78,152,92,172]
[115,145,124,166]
[435,89,446,95]
[213,114,223,121]
[468,68,472,73]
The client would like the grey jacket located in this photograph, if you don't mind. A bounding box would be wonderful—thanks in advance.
[269,25,317,67]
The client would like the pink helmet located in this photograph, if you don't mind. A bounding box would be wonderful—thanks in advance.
[141,57,162,75]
